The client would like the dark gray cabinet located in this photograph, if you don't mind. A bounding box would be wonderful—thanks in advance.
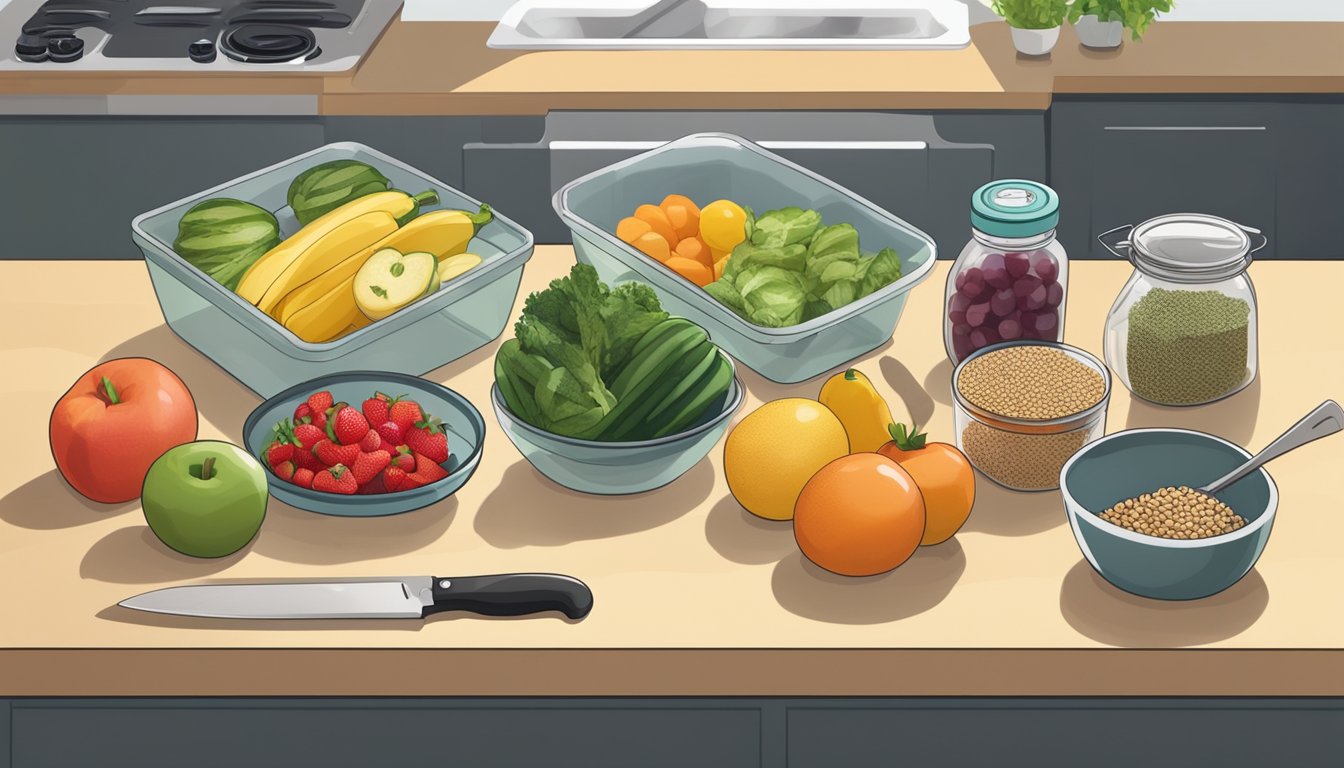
[5,698,1343,768]
[1275,102,1344,260]
[464,110,1046,255]
[1050,101,1280,260]
[0,118,324,260]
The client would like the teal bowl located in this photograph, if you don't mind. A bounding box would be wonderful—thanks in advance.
[1060,428,1278,601]
[242,372,485,517]
[491,367,744,496]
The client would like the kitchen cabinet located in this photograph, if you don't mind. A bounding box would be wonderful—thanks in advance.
[5,698,1344,767]
[0,118,324,260]
[463,111,1046,256]
[1049,100,1279,260]
[1274,102,1344,259]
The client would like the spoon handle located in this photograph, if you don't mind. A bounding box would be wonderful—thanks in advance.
[1204,400,1344,495]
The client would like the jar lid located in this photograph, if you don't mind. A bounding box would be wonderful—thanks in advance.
[970,180,1060,239]
[1126,214,1259,282]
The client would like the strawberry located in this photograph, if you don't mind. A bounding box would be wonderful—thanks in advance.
[390,445,415,472]
[405,416,449,464]
[292,467,315,489]
[410,450,450,483]
[383,466,412,493]
[293,402,312,424]
[351,449,391,486]
[375,420,404,451]
[361,392,393,428]
[388,398,423,431]
[329,405,369,446]
[312,464,357,495]
[358,428,381,452]
[315,438,359,468]
[292,422,325,452]
[264,439,294,467]
[271,460,296,482]
[292,445,325,473]
[306,390,334,414]
[308,406,328,430]
[357,470,387,495]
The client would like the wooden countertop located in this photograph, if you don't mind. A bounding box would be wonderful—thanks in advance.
[2,20,1344,114]
[1,253,1342,697]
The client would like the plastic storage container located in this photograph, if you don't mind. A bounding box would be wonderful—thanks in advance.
[132,142,534,398]
[554,133,936,384]
[951,340,1110,492]
[944,180,1067,364]
[1099,214,1264,407]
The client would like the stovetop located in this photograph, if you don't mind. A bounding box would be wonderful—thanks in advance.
[0,0,403,72]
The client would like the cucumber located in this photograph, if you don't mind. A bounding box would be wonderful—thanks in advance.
[608,321,706,401]
[601,344,715,442]
[172,198,281,290]
[642,341,720,426]
[624,317,694,369]
[288,160,393,226]
[650,353,735,439]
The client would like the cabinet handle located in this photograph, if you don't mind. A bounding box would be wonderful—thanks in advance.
[1102,126,1267,132]
[547,140,928,150]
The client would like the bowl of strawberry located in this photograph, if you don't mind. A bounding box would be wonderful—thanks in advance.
[242,372,485,516]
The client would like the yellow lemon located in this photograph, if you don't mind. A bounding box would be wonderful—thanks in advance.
[724,398,849,521]
[699,199,748,253]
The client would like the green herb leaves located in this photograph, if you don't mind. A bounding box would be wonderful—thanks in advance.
[1068,0,1174,40]
[992,0,1070,30]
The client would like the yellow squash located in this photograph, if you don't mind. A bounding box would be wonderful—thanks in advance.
[818,368,898,453]
[236,189,436,308]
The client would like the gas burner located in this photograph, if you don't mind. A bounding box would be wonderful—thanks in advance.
[218,23,316,63]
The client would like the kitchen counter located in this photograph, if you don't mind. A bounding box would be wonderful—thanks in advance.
[1,252,1341,698]
[2,20,1343,114]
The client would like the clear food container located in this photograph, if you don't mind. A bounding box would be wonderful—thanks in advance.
[1099,214,1264,407]
[944,180,1067,364]
[554,133,936,384]
[951,340,1111,492]
[132,142,534,398]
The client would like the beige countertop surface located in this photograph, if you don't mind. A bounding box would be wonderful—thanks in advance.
[2,20,1343,113]
[1,253,1341,697]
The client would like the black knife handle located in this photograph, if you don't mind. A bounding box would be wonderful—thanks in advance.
[426,574,593,620]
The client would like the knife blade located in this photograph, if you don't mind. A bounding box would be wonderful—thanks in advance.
[119,574,594,621]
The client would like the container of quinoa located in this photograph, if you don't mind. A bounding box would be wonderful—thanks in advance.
[951,340,1111,492]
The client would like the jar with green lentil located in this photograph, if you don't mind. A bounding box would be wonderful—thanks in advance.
[1100,214,1264,407]
[951,341,1111,492]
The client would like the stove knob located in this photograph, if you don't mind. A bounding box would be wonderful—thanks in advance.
[188,39,217,63]
[15,33,48,63]
[47,35,84,63]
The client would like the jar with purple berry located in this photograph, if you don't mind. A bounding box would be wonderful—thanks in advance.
[945,180,1066,363]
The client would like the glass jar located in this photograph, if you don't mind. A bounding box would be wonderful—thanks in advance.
[1100,214,1265,407]
[944,180,1067,363]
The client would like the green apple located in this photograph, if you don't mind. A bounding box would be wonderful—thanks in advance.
[142,440,268,558]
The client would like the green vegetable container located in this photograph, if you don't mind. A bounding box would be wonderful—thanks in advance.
[554,133,937,384]
[1099,213,1266,407]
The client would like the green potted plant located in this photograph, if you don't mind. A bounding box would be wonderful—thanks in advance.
[993,0,1071,56]
[1070,0,1176,49]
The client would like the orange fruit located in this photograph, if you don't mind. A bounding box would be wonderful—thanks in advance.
[724,398,849,521]
[793,453,927,577]
[877,437,975,546]
[699,199,748,252]
[634,204,679,247]
[616,216,652,245]
[632,232,672,263]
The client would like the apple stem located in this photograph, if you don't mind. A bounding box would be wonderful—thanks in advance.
[100,376,121,405]
[201,456,216,481]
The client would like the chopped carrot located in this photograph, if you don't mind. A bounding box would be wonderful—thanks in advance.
[666,256,714,288]
[634,204,679,247]
[713,256,728,282]
[660,194,701,218]
[633,232,672,263]
[674,236,713,268]
[710,246,731,263]
[616,216,652,245]
[664,205,700,242]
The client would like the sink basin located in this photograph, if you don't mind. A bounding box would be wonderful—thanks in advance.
[488,0,971,50]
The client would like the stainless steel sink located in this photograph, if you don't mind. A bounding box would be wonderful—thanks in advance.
[488,0,971,50]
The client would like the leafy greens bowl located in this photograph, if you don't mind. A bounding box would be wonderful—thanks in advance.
[555,132,937,384]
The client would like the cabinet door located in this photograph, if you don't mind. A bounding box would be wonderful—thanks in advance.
[11,702,760,768]
[1275,102,1344,259]
[1051,102,1278,259]
[0,119,323,260]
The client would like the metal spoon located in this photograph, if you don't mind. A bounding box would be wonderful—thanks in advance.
[1201,400,1344,495]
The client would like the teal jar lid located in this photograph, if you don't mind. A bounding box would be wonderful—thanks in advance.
[971,180,1060,239]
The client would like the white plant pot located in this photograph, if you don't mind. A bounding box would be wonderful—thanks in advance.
[1075,15,1124,49]
[1010,25,1061,56]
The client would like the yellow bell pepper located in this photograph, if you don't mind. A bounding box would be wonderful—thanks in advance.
[818,368,897,453]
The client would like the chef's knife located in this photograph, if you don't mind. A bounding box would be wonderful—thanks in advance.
[119,574,593,621]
